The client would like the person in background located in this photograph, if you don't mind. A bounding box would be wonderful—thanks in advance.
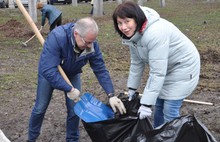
[37,2,62,32]
[27,17,126,142]
[90,0,94,15]
[112,1,200,128]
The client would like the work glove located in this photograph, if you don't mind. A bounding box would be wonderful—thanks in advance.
[138,105,152,119]
[67,87,80,102]
[128,89,136,101]
[109,96,126,115]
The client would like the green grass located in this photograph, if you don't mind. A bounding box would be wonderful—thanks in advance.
[1,0,219,49]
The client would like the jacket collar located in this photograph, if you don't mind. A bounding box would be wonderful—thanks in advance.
[122,31,142,45]
[80,45,95,57]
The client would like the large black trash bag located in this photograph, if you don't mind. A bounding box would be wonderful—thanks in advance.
[82,93,153,142]
[82,116,152,142]
[146,115,217,142]
[82,93,217,142]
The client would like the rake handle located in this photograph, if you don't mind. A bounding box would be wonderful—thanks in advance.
[124,92,214,106]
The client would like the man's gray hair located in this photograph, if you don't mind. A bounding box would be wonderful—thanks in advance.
[74,17,99,37]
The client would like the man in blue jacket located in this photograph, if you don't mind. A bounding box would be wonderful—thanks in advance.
[27,17,126,142]
[37,2,62,31]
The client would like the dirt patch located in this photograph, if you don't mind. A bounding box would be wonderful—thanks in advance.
[0,18,220,142]
[200,48,220,64]
[0,19,31,37]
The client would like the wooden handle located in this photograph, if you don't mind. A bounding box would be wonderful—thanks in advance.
[16,0,72,87]
[183,99,214,106]
[58,65,72,86]
[124,92,214,106]
[23,23,46,44]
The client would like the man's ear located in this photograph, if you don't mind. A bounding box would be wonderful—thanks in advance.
[73,31,77,37]
[74,31,80,39]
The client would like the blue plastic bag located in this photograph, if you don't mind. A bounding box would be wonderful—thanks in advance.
[74,93,115,123]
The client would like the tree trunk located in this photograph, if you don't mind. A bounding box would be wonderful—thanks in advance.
[160,0,165,7]
[137,0,145,5]
[29,0,37,22]
[72,0,77,6]
[93,0,103,17]
[117,0,146,5]
[117,0,123,4]
[207,0,215,2]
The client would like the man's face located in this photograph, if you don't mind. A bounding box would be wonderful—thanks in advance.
[74,31,97,50]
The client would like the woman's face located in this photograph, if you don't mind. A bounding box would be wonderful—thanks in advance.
[117,17,137,38]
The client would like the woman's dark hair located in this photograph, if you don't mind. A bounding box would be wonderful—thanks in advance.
[112,1,146,37]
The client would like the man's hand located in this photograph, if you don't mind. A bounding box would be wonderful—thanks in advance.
[109,96,126,114]
[138,105,152,119]
[128,89,136,101]
[67,88,80,102]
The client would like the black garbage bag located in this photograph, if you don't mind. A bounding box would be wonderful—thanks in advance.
[82,116,153,142]
[82,92,153,142]
[80,93,217,142]
[146,115,217,142]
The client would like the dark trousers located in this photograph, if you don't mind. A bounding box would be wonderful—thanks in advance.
[50,14,62,32]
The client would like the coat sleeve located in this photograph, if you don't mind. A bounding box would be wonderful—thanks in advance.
[41,8,47,26]
[38,31,72,92]
[140,28,169,105]
[89,42,114,95]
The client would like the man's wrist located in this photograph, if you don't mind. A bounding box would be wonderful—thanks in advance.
[70,87,75,92]
[108,93,114,98]
[128,87,136,91]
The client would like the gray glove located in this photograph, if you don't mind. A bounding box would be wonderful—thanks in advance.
[128,89,136,101]
[109,96,126,114]
[138,105,152,119]
[67,88,80,102]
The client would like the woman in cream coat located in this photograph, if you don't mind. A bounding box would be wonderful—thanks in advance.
[112,1,200,127]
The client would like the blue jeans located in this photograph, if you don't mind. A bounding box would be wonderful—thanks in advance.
[28,73,81,142]
[154,98,183,128]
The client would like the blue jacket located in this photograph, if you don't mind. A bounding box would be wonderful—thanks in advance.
[41,4,62,26]
[38,23,114,94]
